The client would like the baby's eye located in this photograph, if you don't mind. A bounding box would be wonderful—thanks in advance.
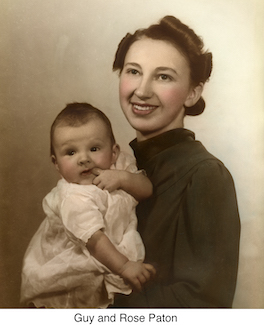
[90,147,99,152]
[67,150,75,156]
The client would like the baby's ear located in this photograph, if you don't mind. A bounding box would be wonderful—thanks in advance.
[51,155,59,171]
[111,144,120,164]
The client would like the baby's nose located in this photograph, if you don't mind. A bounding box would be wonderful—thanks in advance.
[78,153,90,165]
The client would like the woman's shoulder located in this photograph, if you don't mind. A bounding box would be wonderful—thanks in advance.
[178,142,236,194]
[179,141,234,183]
[192,155,236,189]
[151,139,221,173]
[151,140,235,194]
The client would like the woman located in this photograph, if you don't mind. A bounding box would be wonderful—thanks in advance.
[111,15,240,307]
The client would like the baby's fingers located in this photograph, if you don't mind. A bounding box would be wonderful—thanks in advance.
[123,274,142,292]
[92,177,103,188]
[137,272,149,286]
[144,263,156,279]
[92,168,102,176]
[131,278,143,292]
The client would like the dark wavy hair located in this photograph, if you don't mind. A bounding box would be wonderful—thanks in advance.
[50,102,116,157]
[113,16,213,116]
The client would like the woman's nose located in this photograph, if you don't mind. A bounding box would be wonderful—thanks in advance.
[134,77,153,99]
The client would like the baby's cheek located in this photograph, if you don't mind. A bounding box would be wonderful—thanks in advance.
[61,162,77,181]
[96,155,112,170]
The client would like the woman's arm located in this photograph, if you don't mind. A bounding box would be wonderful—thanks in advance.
[92,169,153,201]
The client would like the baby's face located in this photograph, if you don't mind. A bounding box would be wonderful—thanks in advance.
[52,119,118,185]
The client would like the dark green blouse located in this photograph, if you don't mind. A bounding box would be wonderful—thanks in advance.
[113,128,240,307]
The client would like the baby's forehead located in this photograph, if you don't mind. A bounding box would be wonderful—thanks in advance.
[52,115,115,146]
[54,119,109,139]
[58,115,105,128]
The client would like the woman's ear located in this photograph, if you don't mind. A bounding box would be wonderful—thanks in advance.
[111,144,120,164]
[51,155,60,171]
[184,83,204,108]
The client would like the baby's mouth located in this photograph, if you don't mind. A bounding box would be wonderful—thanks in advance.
[81,169,92,176]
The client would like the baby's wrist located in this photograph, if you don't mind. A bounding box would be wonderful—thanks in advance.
[118,259,131,276]
[118,170,130,190]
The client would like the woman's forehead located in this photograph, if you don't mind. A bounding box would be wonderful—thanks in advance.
[124,38,190,71]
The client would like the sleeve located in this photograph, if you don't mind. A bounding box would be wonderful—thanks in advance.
[113,161,240,308]
[60,189,106,246]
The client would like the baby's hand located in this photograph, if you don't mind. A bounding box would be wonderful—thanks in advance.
[92,168,125,192]
[119,261,156,292]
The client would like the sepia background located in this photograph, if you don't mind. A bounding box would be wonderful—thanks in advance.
[0,0,263,308]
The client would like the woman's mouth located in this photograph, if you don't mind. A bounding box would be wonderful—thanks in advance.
[132,103,157,115]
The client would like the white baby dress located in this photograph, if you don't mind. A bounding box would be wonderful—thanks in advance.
[20,152,145,308]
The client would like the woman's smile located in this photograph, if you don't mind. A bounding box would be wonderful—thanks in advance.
[132,102,158,115]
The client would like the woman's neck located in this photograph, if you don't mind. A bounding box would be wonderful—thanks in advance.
[136,125,184,142]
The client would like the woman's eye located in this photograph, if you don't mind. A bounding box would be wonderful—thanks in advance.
[127,68,139,75]
[158,74,172,81]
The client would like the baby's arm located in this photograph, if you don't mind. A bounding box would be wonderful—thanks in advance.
[92,169,152,201]
[86,230,155,291]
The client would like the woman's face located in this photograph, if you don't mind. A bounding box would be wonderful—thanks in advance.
[119,38,201,141]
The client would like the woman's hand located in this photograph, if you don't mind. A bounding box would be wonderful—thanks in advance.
[119,261,156,292]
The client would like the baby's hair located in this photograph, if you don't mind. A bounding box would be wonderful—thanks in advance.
[50,102,116,156]
[113,15,213,116]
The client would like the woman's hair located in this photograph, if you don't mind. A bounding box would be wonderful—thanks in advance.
[113,16,213,115]
[50,102,116,156]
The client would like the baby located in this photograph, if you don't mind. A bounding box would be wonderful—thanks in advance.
[20,102,155,308]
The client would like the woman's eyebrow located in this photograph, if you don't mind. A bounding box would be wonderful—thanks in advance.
[124,62,141,69]
[155,66,178,75]
[123,63,179,76]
